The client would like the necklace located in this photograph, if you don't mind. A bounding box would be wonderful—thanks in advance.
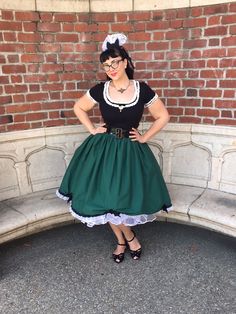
[112,81,130,93]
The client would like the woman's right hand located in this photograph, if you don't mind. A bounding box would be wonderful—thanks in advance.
[90,125,107,135]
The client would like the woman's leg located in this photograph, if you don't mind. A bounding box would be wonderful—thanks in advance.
[109,222,126,255]
[118,224,141,252]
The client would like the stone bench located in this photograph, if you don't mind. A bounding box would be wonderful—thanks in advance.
[0,183,235,244]
[0,123,236,243]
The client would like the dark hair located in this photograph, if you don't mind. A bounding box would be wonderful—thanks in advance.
[100,45,135,80]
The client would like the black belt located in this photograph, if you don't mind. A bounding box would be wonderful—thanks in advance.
[106,126,130,139]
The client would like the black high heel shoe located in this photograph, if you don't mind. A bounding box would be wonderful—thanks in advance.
[126,230,142,260]
[112,243,126,263]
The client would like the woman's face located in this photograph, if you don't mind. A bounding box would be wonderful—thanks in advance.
[102,56,127,81]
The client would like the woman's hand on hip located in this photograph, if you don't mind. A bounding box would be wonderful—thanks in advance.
[129,128,146,143]
[91,125,107,135]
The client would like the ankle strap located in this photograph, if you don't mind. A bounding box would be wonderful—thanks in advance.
[126,231,136,242]
[117,243,126,246]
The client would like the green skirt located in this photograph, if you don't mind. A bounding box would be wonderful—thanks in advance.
[56,133,172,227]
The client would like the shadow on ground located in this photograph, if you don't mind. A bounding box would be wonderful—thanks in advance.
[0,222,236,314]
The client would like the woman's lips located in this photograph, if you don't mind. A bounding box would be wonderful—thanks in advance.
[110,72,117,77]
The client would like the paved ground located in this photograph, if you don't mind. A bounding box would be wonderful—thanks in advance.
[0,221,236,314]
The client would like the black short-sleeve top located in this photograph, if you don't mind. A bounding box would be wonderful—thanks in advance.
[87,80,158,130]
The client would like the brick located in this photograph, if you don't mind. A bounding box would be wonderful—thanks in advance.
[6,104,29,113]
[7,123,30,131]
[220,59,236,67]
[216,119,236,126]
[38,23,61,32]
[191,7,203,17]
[3,32,17,42]
[202,48,226,58]
[166,29,189,40]
[183,60,205,68]
[63,24,75,32]
[75,43,97,52]
[41,64,63,73]
[147,21,169,30]
[116,13,128,22]
[204,4,227,15]
[168,108,184,115]
[0,55,6,63]
[220,80,236,88]
[200,70,224,78]
[0,43,24,52]
[111,24,133,32]
[0,21,22,31]
[42,83,64,91]
[54,13,77,22]
[56,34,78,42]
[0,115,13,124]
[0,76,9,84]
[208,16,221,26]
[182,80,204,88]
[202,118,214,124]
[1,10,14,20]
[0,95,12,105]
[230,3,236,12]
[60,110,75,118]
[202,99,213,107]
[92,13,115,22]
[183,18,206,28]
[24,74,46,83]
[14,114,26,123]
[209,38,220,46]
[23,22,37,32]
[18,33,41,43]
[224,90,235,98]
[40,13,53,21]
[185,108,195,115]
[13,95,25,103]
[183,39,207,49]
[130,12,151,21]
[8,55,20,63]
[147,42,169,51]
[21,54,44,63]
[30,103,42,111]
[190,50,202,58]
[197,109,219,117]
[206,80,217,88]
[230,25,236,35]
[2,65,26,74]
[49,111,60,119]
[26,93,48,102]
[25,44,37,53]
[42,102,64,110]
[5,84,28,94]
[179,99,201,107]
[222,15,236,25]
[39,43,61,53]
[199,90,222,98]
[15,11,39,21]
[153,32,165,41]
[29,84,40,92]
[179,117,201,123]
[226,69,236,77]
[222,36,236,46]
[221,111,233,118]
[204,26,227,36]
[43,120,65,127]
[26,112,48,121]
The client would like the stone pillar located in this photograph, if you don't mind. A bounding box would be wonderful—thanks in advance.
[14,161,32,195]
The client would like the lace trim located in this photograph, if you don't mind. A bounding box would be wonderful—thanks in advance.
[69,207,157,228]
[144,93,159,108]
[103,80,140,109]
[56,190,173,227]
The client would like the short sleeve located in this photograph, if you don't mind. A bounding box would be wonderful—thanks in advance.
[87,82,104,105]
[140,82,159,108]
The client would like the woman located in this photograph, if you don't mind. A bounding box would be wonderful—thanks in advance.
[57,33,172,263]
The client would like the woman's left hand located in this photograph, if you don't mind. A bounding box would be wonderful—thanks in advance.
[129,128,146,143]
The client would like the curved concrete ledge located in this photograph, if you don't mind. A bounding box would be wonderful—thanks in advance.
[0,0,235,12]
[0,184,235,244]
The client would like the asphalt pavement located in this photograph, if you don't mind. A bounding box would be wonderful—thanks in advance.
[0,221,236,314]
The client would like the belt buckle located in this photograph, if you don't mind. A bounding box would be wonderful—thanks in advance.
[115,128,123,139]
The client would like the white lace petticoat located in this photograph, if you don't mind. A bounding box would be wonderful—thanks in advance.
[56,190,172,228]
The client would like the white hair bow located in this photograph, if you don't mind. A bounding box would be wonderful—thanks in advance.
[102,33,127,51]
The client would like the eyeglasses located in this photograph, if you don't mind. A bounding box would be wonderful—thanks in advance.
[102,59,124,72]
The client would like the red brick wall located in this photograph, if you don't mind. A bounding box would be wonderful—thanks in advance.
[0,3,236,132]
